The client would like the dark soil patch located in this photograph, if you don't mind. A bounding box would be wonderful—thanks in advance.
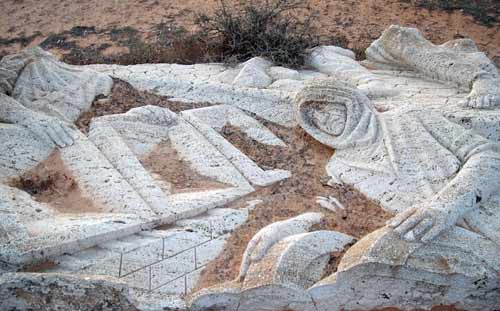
[0,32,42,48]
[196,120,393,289]
[37,24,208,66]
[9,150,102,214]
[24,261,57,273]
[220,124,289,170]
[75,79,212,133]
[403,0,499,26]
[140,142,231,194]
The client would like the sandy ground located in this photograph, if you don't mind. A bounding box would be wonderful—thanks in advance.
[0,0,499,65]
[9,150,102,214]
[140,142,231,194]
[75,79,211,133]
[197,120,392,289]
[78,81,392,288]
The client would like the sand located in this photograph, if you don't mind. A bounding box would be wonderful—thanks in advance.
[1,0,498,65]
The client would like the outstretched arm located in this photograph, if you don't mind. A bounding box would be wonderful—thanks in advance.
[389,114,500,242]
[0,93,76,147]
[366,25,500,109]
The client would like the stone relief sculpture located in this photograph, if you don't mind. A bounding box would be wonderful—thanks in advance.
[190,213,355,311]
[1,24,500,310]
[307,45,397,98]
[0,47,113,121]
[238,212,323,280]
[295,78,500,310]
[365,25,500,109]
[191,77,500,310]
[0,48,289,271]
[191,26,500,309]
[0,49,159,268]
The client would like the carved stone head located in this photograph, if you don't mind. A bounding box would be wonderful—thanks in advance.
[295,78,379,150]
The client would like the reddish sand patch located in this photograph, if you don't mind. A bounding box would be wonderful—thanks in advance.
[10,150,102,214]
[140,142,231,194]
[1,0,498,65]
[76,79,212,133]
[196,120,393,289]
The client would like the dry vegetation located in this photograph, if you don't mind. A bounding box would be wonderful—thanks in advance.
[1,0,498,66]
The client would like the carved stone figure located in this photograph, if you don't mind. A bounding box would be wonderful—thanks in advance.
[0,49,157,268]
[307,45,397,98]
[365,25,500,109]
[296,78,500,310]
[0,47,112,121]
[238,212,323,280]
[190,213,354,311]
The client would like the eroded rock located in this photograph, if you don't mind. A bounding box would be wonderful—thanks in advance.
[0,273,138,311]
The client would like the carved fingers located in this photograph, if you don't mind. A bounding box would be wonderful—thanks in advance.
[316,196,345,212]
[25,114,77,148]
[388,205,458,243]
[238,227,278,280]
[464,77,500,109]
[462,94,500,110]
[387,206,418,228]
[238,234,262,280]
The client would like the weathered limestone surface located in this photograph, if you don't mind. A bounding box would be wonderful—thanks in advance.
[190,214,355,311]
[88,44,500,142]
[90,105,255,219]
[307,45,397,98]
[87,61,297,127]
[0,273,138,310]
[44,208,248,299]
[2,25,500,311]
[1,47,112,121]
[239,212,323,279]
[1,49,286,273]
[365,25,500,109]
[181,104,290,186]
[191,27,499,311]
[296,78,500,310]
[0,55,160,268]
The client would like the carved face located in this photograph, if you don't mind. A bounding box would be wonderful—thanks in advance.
[312,102,347,136]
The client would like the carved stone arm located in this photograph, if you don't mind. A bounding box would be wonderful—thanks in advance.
[0,93,76,147]
[389,112,500,242]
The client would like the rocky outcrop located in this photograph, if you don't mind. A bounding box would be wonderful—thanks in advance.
[0,273,138,310]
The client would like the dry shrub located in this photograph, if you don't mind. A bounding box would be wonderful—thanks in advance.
[194,0,321,67]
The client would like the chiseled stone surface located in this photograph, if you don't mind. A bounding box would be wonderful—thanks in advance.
[87,61,296,127]
[192,26,499,311]
[1,47,112,122]
[238,212,323,280]
[89,105,255,219]
[44,208,248,304]
[0,273,138,311]
[365,25,500,109]
[189,216,355,311]
[181,104,290,186]
[307,45,397,98]
[2,25,500,311]
[296,79,500,309]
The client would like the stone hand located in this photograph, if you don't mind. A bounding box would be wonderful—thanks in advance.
[238,213,323,281]
[388,205,458,243]
[463,77,500,109]
[387,191,476,243]
[21,113,77,148]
